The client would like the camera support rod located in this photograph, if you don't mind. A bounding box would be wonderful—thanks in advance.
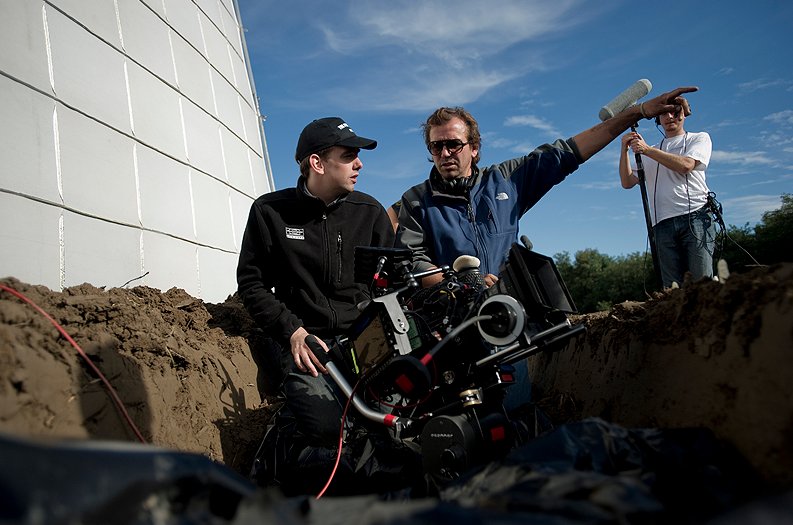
[475,318,582,368]
[305,335,413,433]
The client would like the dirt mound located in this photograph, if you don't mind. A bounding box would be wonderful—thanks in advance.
[529,263,793,486]
[1,263,792,489]
[0,278,275,476]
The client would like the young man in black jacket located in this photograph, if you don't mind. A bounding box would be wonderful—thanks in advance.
[237,117,395,445]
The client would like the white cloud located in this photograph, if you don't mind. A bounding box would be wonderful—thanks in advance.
[721,194,784,225]
[324,68,519,111]
[748,179,783,187]
[503,115,561,137]
[711,150,776,166]
[510,141,543,155]
[708,118,742,130]
[764,110,793,126]
[337,0,586,59]
[738,78,793,92]
[309,0,600,110]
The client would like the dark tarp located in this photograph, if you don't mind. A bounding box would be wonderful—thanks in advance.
[2,418,788,524]
[0,432,254,524]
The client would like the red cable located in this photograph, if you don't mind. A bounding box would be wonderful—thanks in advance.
[0,283,147,443]
[315,379,361,499]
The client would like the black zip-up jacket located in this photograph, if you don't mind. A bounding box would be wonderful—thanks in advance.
[236,178,395,345]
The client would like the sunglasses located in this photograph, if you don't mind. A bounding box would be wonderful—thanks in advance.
[427,139,468,156]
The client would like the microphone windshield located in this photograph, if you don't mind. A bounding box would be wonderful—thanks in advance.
[599,79,652,121]
[453,255,485,290]
[452,255,481,273]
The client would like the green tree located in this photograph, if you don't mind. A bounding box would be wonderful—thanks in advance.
[553,193,792,312]
[554,249,609,313]
[717,193,793,272]
[595,252,658,310]
[555,249,657,313]
[754,193,793,263]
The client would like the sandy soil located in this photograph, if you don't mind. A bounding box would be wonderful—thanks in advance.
[1,263,791,489]
[529,263,793,486]
[0,279,275,476]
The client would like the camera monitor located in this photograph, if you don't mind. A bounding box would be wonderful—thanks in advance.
[492,244,577,315]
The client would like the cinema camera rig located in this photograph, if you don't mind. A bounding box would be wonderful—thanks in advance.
[306,241,585,483]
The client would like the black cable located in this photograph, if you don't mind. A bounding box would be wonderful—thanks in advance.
[705,192,763,267]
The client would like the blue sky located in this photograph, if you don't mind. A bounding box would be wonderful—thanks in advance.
[236,0,793,259]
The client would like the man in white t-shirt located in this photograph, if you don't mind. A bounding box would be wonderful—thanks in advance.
[619,98,715,288]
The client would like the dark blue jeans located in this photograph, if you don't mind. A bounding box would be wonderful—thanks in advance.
[653,206,716,288]
[282,366,346,447]
[262,336,346,447]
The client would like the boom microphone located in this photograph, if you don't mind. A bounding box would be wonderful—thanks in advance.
[598,79,652,121]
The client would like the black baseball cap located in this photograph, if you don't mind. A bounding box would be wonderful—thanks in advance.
[295,117,377,163]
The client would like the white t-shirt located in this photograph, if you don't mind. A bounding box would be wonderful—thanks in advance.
[639,131,712,226]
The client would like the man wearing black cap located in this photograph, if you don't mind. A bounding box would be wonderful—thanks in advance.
[237,117,394,446]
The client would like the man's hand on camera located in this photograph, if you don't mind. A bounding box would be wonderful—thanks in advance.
[484,273,499,288]
[289,327,329,377]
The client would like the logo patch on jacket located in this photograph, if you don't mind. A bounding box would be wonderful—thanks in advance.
[285,227,304,240]
[496,192,509,201]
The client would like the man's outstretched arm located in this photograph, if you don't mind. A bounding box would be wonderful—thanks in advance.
[572,86,698,161]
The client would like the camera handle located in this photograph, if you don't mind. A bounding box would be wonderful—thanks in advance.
[305,335,414,434]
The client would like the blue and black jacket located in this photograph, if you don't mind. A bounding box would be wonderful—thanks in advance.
[395,138,582,276]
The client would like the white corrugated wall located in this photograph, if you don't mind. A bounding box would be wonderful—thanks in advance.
[0,0,273,302]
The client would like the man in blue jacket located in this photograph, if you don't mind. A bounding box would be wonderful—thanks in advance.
[395,86,698,288]
[394,87,698,412]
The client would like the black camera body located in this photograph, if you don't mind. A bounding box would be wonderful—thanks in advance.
[319,242,583,482]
